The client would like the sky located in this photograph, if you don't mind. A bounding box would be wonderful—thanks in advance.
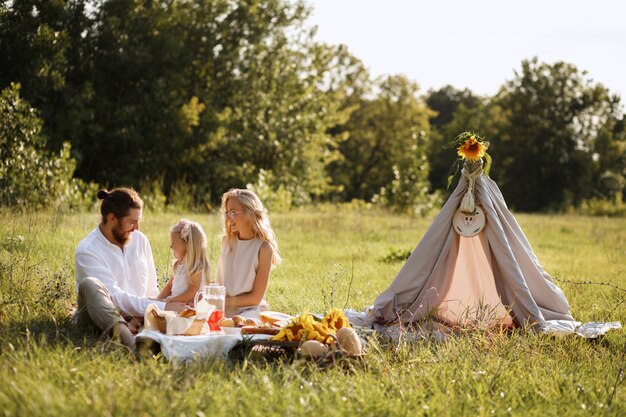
[306,0,626,98]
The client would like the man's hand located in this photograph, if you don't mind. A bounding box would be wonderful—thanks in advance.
[127,317,143,335]
[164,301,187,312]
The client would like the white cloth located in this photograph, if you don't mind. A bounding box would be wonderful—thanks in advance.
[144,303,211,336]
[543,320,622,338]
[137,330,271,363]
[345,308,376,328]
[75,227,165,316]
[349,307,621,339]
[216,237,269,316]
[170,261,207,298]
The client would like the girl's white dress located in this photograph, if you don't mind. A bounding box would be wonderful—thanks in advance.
[170,261,206,298]
[216,237,269,318]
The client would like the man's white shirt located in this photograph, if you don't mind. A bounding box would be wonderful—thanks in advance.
[75,226,166,316]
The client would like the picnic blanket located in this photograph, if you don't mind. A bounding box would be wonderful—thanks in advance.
[137,330,272,362]
[138,303,272,362]
[346,308,621,339]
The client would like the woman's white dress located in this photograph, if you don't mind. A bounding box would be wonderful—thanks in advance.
[216,237,269,318]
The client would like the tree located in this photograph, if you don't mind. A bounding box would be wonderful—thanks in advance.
[430,100,509,191]
[0,0,94,152]
[426,85,480,128]
[194,31,366,205]
[327,75,434,211]
[493,58,624,211]
[424,85,503,193]
[590,100,625,202]
[0,83,79,208]
[1,0,368,206]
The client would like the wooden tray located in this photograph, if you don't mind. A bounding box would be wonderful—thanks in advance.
[229,338,366,367]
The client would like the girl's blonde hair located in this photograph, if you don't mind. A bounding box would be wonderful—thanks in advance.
[221,189,281,267]
[171,219,212,284]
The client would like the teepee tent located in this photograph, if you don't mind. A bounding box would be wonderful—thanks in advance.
[345,133,620,338]
[372,160,575,331]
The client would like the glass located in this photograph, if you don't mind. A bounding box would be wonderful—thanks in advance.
[196,283,226,331]
[225,210,242,220]
[207,284,225,331]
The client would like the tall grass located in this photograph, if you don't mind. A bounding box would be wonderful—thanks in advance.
[0,208,624,416]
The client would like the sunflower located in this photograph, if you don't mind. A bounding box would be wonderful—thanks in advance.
[457,136,487,162]
[271,312,337,344]
[322,308,350,331]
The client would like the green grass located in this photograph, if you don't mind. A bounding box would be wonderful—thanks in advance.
[0,207,624,416]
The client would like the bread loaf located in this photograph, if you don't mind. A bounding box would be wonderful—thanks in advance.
[259,311,294,327]
[179,308,197,318]
[244,318,261,326]
[240,326,281,335]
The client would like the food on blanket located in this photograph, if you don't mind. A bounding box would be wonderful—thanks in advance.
[322,308,350,331]
[179,308,197,318]
[259,311,294,327]
[232,315,245,326]
[240,326,281,335]
[271,312,342,344]
[298,340,329,358]
[244,318,261,326]
[219,318,235,328]
[335,327,362,355]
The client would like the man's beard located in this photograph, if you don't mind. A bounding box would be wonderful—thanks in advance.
[112,224,131,245]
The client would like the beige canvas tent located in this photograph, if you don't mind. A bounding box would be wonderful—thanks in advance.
[371,161,576,331]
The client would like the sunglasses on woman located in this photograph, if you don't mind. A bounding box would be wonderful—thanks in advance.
[225,210,242,220]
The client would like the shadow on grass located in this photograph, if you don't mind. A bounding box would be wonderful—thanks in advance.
[0,315,103,350]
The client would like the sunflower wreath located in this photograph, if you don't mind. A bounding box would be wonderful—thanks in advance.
[444,131,492,189]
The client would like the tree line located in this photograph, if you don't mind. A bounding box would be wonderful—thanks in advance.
[1,0,624,213]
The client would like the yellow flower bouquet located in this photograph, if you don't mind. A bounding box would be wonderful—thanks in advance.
[271,308,350,344]
[445,131,492,189]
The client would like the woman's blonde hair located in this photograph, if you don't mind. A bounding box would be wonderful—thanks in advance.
[171,219,212,285]
[221,189,281,267]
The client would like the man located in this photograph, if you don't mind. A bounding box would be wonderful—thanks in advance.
[74,187,186,350]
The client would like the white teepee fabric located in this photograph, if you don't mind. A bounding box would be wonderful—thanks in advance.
[369,162,620,336]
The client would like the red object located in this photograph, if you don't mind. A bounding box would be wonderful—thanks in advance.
[208,309,224,331]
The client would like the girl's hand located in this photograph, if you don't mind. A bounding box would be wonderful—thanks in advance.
[164,301,187,312]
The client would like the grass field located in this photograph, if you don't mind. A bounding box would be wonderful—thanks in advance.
[0,207,624,416]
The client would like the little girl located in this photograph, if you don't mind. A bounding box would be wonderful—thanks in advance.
[216,189,281,319]
[156,219,211,304]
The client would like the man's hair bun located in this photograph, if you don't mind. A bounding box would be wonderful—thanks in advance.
[97,189,110,200]
[97,187,143,223]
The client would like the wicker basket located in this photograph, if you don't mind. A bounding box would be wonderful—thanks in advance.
[150,309,206,336]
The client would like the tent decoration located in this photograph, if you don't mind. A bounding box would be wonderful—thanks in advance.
[353,132,621,338]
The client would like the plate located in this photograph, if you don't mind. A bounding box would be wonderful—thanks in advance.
[222,327,242,335]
